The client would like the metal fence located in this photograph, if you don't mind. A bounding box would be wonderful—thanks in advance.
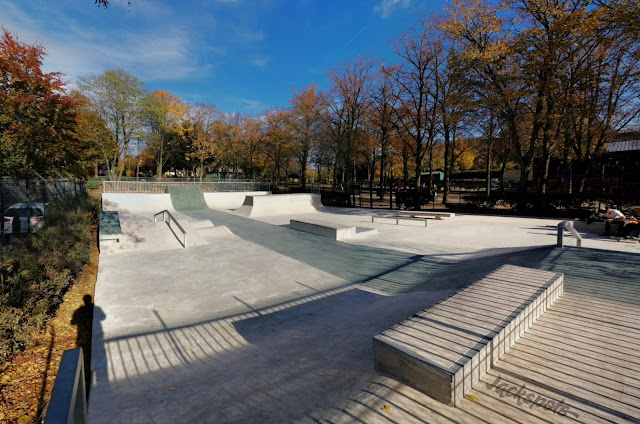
[1,178,86,241]
[103,181,273,193]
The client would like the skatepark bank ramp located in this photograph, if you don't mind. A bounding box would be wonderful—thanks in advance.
[168,185,209,211]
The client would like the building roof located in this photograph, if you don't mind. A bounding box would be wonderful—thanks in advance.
[606,139,640,152]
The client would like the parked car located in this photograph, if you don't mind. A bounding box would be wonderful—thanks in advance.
[3,203,45,234]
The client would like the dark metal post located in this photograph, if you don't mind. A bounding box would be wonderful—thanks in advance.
[44,348,87,424]
[557,222,564,247]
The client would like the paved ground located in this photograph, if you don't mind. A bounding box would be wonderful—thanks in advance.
[89,192,640,423]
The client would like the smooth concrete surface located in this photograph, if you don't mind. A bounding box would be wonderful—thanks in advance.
[102,193,175,220]
[89,192,640,423]
[374,265,563,405]
[233,193,324,217]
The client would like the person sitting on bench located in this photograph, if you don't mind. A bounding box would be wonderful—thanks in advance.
[599,207,626,221]
[618,218,639,239]
[599,207,626,236]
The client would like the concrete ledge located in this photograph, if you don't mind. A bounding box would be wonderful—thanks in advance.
[373,265,563,406]
[290,219,355,241]
[99,211,122,242]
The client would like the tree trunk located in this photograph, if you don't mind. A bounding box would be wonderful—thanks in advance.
[300,155,308,190]
[539,153,551,195]
[485,141,492,197]
[443,126,451,204]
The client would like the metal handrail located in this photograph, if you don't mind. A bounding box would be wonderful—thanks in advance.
[557,220,582,247]
[154,210,188,248]
[44,348,87,424]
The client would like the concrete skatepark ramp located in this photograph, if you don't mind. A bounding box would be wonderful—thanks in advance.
[102,193,175,218]
[168,185,209,211]
[234,193,324,217]
[90,186,640,422]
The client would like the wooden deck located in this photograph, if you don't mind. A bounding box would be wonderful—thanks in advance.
[306,282,640,423]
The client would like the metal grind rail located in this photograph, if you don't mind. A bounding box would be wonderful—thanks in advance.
[557,220,583,247]
[154,210,188,248]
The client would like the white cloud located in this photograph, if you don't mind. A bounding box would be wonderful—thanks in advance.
[232,25,265,43]
[0,1,211,83]
[249,57,269,69]
[373,0,410,18]
[239,98,261,110]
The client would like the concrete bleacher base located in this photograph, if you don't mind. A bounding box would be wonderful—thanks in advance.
[234,193,324,217]
[373,265,563,406]
[203,191,269,210]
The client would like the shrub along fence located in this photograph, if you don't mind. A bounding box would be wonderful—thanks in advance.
[0,192,99,362]
[450,190,640,218]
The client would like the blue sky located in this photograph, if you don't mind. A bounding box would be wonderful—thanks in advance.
[1,0,446,114]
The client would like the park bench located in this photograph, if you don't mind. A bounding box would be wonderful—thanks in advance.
[99,211,122,247]
[373,265,563,406]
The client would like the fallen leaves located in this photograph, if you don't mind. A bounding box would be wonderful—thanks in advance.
[465,394,480,402]
[0,230,98,423]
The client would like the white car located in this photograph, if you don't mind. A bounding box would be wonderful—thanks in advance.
[3,203,45,234]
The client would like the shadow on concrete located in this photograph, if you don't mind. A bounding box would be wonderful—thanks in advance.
[89,245,640,423]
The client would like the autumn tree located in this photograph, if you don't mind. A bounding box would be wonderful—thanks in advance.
[560,3,640,192]
[79,68,146,180]
[260,108,293,188]
[184,104,221,180]
[238,116,265,180]
[214,112,247,178]
[388,20,442,207]
[471,106,502,195]
[140,90,187,177]
[326,59,373,204]
[0,31,91,177]
[73,92,114,177]
[366,66,399,197]
[290,85,325,189]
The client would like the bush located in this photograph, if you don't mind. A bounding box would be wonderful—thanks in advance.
[86,179,102,190]
[0,193,99,361]
[452,191,639,219]
[394,189,434,210]
[321,190,352,207]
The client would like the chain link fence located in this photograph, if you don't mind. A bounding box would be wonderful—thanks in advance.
[1,178,86,243]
